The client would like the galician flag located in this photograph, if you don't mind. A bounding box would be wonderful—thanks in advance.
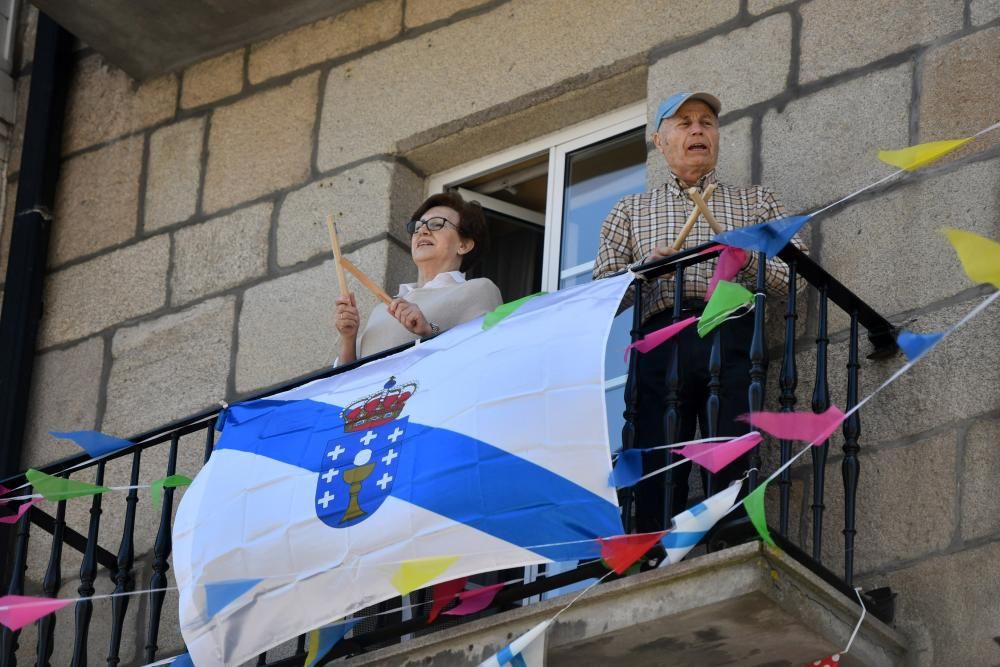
[173,274,632,665]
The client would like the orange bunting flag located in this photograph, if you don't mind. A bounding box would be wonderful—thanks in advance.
[878,137,972,171]
[598,531,668,575]
[390,555,459,596]
[941,227,1000,290]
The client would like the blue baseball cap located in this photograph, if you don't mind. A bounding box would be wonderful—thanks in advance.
[654,92,722,128]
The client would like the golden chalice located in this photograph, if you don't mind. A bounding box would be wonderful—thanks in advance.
[340,462,376,523]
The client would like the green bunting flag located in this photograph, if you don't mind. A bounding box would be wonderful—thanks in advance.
[697,280,753,337]
[482,292,546,331]
[742,482,775,547]
[151,474,193,507]
[25,469,111,502]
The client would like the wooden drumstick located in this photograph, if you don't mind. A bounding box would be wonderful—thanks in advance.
[340,256,393,306]
[325,215,349,297]
[672,183,717,250]
[687,186,725,235]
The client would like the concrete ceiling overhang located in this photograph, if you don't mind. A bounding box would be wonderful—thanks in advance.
[31,0,370,80]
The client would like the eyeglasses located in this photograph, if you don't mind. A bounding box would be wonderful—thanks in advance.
[406,216,458,235]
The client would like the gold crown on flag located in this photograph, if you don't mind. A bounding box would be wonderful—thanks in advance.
[341,377,417,432]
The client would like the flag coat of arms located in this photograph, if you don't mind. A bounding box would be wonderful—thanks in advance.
[173,274,632,665]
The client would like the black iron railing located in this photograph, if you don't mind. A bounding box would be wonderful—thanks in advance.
[0,241,897,665]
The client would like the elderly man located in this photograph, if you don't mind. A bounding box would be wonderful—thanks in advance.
[593,92,805,534]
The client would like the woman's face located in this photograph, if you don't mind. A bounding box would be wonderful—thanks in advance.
[409,205,473,269]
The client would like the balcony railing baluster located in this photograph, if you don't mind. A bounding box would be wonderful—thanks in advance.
[621,281,643,533]
[72,462,106,667]
[777,260,798,535]
[811,284,831,561]
[842,311,862,585]
[203,422,216,463]
[144,434,179,664]
[1,488,32,667]
[36,494,66,667]
[704,329,722,498]
[662,267,685,521]
[107,451,141,666]
[747,252,768,490]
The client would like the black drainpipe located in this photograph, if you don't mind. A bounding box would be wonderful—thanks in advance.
[0,13,74,579]
[0,14,74,474]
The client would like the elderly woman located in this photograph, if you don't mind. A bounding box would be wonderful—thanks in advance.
[335,191,503,364]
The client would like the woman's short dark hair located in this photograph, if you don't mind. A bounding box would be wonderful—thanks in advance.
[410,191,489,273]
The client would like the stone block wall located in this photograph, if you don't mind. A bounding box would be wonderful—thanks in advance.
[1,0,998,664]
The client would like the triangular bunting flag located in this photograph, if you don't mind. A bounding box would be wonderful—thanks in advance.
[698,280,753,337]
[150,474,194,507]
[480,619,551,667]
[803,653,843,666]
[598,531,668,575]
[609,449,643,488]
[304,619,359,667]
[659,482,742,566]
[172,653,195,667]
[878,137,972,171]
[623,316,698,360]
[941,227,1000,289]
[0,595,73,631]
[482,292,546,330]
[896,329,944,362]
[25,469,111,502]
[443,583,504,617]
[712,215,811,258]
[49,430,132,458]
[428,577,468,623]
[738,406,845,445]
[705,246,747,300]
[0,499,37,525]
[676,432,763,474]
[743,482,775,546]
[204,578,263,620]
[390,555,459,596]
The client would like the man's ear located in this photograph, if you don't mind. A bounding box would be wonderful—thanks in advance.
[652,129,664,151]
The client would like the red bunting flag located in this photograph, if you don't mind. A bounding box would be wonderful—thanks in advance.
[427,576,468,624]
[803,653,842,666]
[443,583,505,617]
[738,406,845,445]
[598,531,669,575]
[0,595,73,631]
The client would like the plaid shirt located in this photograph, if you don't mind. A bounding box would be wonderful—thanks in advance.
[593,169,807,323]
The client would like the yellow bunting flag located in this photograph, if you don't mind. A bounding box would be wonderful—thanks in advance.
[941,227,1000,290]
[878,137,972,171]
[390,555,459,596]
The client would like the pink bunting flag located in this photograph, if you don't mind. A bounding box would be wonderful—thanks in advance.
[697,244,727,255]
[705,247,748,300]
[0,595,73,631]
[0,500,38,525]
[738,406,846,445]
[427,577,467,624]
[623,316,698,361]
[598,531,668,575]
[676,432,763,474]
[442,583,504,617]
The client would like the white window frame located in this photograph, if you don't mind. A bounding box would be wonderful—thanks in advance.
[426,102,646,292]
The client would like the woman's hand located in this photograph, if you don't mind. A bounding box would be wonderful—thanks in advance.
[389,298,433,337]
[334,293,360,339]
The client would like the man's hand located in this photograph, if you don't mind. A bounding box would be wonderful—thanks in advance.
[388,299,433,337]
[334,293,360,339]
[644,245,678,263]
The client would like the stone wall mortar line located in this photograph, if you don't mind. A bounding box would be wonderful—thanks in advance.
[310,67,332,179]
[787,6,802,91]
[908,53,922,145]
[227,291,243,401]
[136,130,151,236]
[194,110,212,218]
[750,112,763,185]
[963,0,972,29]
[35,233,393,354]
[855,530,1000,582]
[266,192,285,277]
[952,422,971,547]
[93,330,115,431]
[165,231,176,307]
[242,44,251,91]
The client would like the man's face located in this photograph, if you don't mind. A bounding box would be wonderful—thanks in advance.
[653,99,719,180]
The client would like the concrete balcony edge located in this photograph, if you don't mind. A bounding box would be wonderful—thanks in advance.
[342,542,908,666]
